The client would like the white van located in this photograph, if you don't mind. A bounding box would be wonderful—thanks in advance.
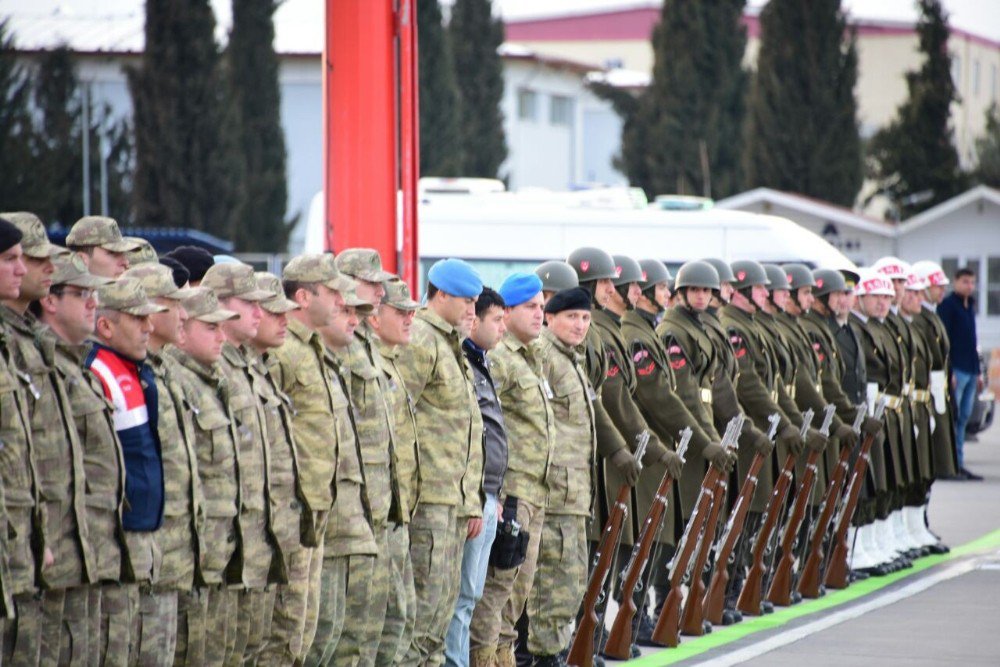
[302,181,856,289]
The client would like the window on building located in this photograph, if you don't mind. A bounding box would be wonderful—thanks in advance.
[517,88,537,121]
[550,95,573,126]
[988,257,1000,316]
[973,59,980,96]
[952,55,962,90]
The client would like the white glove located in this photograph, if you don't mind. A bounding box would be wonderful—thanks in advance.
[930,414,937,434]
[866,382,879,417]
[930,371,947,414]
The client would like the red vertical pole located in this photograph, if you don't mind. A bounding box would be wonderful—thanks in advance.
[398,0,420,289]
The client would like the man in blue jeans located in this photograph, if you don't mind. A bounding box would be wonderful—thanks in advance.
[447,288,509,666]
[937,267,983,480]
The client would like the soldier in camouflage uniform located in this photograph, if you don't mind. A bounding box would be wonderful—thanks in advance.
[335,249,406,667]
[250,272,311,666]
[202,263,279,665]
[124,238,158,267]
[368,278,421,667]
[0,214,92,666]
[0,219,45,666]
[122,262,206,665]
[396,258,485,666]
[65,216,140,279]
[168,287,242,665]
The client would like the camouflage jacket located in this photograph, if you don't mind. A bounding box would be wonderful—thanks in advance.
[374,338,421,522]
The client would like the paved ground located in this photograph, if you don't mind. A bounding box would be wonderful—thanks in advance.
[618,422,1000,666]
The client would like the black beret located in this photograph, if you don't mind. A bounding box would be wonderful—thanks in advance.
[163,245,214,283]
[544,287,592,314]
[0,217,24,254]
[159,257,191,288]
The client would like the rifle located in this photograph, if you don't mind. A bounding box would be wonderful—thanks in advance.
[796,406,865,598]
[679,414,747,636]
[703,413,781,625]
[603,429,691,660]
[766,404,836,607]
[567,432,648,667]
[736,408,814,616]
[649,416,743,648]
[824,399,888,590]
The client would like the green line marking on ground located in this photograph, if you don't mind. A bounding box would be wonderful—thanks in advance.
[623,528,1000,666]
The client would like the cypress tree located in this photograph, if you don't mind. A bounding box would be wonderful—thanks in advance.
[621,0,748,199]
[127,0,243,237]
[0,19,41,209]
[868,0,967,217]
[449,0,507,178]
[974,104,1000,188]
[418,0,463,176]
[742,0,862,206]
[227,0,292,251]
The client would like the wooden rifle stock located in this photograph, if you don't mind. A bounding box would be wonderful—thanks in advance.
[567,485,630,667]
[703,452,766,624]
[603,470,678,659]
[679,477,727,636]
[765,449,820,606]
[796,437,855,598]
[735,455,795,616]
[824,430,878,590]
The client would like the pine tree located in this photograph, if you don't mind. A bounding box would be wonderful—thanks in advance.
[127,0,243,237]
[974,104,1000,188]
[868,0,968,216]
[742,0,862,206]
[449,0,507,178]
[418,0,463,176]
[227,0,293,252]
[621,0,748,199]
[0,19,41,209]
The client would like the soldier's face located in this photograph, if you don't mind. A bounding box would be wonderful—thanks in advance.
[771,288,790,311]
[627,282,641,307]
[305,284,342,329]
[88,247,129,278]
[594,279,615,307]
[546,309,591,347]
[18,255,54,302]
[0,244,26,300]
[99,312,153,361]
[505,293,544,344]
[46,286,99,344]
[902,289,923,315]
[796,287,814,312]
[684,287,712,311]
[436,292,477,334]
[355,278,385,308]
[149,297,187,348]
[253,309,288,349]
[182,319,226,365]
[322,304,359,349]
[719,282,734,303]
[891,279,905,304]
[471,305,506,351]
[222,296,263,344]
[750,284,769,310]
[653,283,671,309]
[860,294,892,319]
[372,305,414,346]
[926,285,945,303]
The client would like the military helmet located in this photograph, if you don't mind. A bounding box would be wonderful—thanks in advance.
[872,256,910,281]
[911,260,950,287]
[855,270,895,297]
[812,268,849,296]
[567,247,618,282]
[762,264,790,291]
[702,257,736,284]
[611,255,643,287]
[783,263,816,290]
[675,260,721,291]
[729,260,770,289]
[535,260,579,292]
[638,259,672,292]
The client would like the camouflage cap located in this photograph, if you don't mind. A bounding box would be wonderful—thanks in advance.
[336,248,394,282]
[67,216,140,252]
[51,253,113,288]
[181,286,240,323]
[123,263,198,300]
[255,271,300,314]
[341,284,375,316]
[283,253,353,291]
[97,278,168,316]
[201,262,273,301]
[0,211,63,258]
[382,278,420,311]
[125,237,158,266]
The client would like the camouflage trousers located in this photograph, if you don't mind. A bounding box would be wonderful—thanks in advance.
[2,592,44,666]
[202,585,239,666]
[401,503,466,667]
[128,586,177,666]
[300,510,329,662]
[303,554,348,666]
[99,582,137,667]
[470,498,545,653]
[375,524,415,667]
[334,523,390,667]
[40,585,91,666]
[259,543,311,666]
[173,588,208,666]
[526,513,588,657]
[226,587,274,667]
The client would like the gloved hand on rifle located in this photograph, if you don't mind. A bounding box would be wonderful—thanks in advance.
[861,416,883,437]
[775,423,804,457]
[658,448,684,480]
[831,423,856,452]
[702,441,736,473]
[749,427,774,458]
[610,448,641,486]
[805,427,828,453]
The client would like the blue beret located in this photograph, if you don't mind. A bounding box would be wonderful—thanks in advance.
[499,272,543,307]
[428,258,483,299]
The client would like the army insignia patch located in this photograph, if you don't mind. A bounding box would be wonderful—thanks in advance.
[581,260,590,272]
[667,344,686,370]
[729,332,746,359]
[816,278,824,288]
[812,341,825,362]
[607,364,620,378]
[737,270,746,281]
